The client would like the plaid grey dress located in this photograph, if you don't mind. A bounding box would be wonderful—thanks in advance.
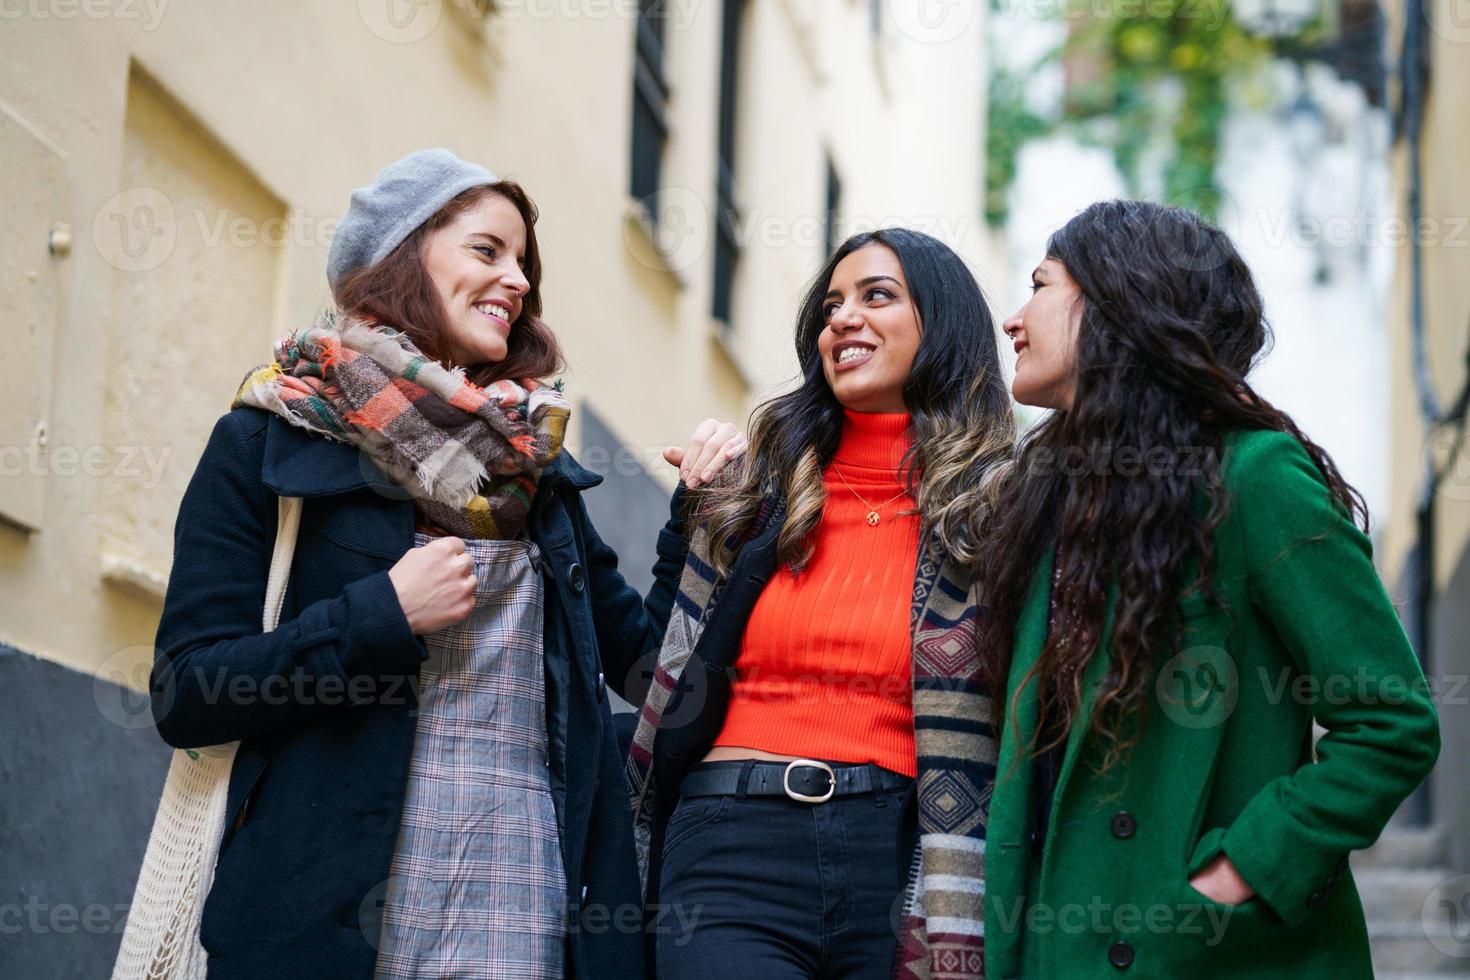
[374,533,567,979]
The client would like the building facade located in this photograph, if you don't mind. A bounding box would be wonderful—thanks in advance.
[0,1,993,972]
[1378,0,1470,872]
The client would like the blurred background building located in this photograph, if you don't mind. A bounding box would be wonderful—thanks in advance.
[981,0,1470,970]
[1,0,1466,976]
[1377,0,1470,970]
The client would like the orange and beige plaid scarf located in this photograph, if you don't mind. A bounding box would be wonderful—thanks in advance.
[234,311,569,539]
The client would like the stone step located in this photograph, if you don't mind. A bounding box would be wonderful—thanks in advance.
[1369,922,1470,975]
[1356,868,1466,926]
[1356,827,1453,871]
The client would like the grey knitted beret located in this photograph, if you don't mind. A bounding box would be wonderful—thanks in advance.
[326,148,499,289]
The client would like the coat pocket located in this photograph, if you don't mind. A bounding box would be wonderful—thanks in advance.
[220,749,271,853]
[1153,843,1274,970]
[312,494,410,562]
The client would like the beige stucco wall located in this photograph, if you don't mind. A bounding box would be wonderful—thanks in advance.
[0,1,992,688]
[1377,0,1470,861]
[1380,2,1470,587]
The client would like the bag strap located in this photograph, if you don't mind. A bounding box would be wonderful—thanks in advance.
[263,497,302,632]
[112,495,306,980]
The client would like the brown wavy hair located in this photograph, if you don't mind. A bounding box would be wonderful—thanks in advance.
[981,200,1367,774]
[331,181,563,386]
[693,228,1015,575]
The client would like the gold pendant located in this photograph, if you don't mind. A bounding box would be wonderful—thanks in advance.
[866,511,881,526]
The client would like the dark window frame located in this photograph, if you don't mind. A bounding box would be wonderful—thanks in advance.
[824,156,843,257]
[630,0,672,216]
[712,0,746,327]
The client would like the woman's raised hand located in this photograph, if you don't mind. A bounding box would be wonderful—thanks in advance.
[388,536,477,634]
[663,418,747,489]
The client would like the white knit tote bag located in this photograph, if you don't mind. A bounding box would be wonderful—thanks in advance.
[113,496,303,980]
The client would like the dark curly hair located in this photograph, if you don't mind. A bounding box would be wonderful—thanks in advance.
[981,200,1367,773]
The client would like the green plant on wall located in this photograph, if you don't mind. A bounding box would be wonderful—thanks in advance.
[1069,0,1272,218]
[985,0,1280,226]
[985,63,1055,226]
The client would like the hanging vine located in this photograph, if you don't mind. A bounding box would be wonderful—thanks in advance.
[1068,0,1272,218]
[985,0,1284,225]
[985,62,1055,226]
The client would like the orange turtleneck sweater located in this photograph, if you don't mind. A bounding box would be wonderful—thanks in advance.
[712,410,920,777]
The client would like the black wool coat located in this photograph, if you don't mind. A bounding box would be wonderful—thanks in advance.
[151,407,688,979]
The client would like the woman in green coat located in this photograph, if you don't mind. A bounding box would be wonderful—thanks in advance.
[980,200,1440,978]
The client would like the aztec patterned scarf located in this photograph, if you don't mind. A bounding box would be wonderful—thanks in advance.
[625,507,996,979]
[233,311,570,540]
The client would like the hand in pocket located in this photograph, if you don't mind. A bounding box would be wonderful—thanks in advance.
[1187,853,1256,907]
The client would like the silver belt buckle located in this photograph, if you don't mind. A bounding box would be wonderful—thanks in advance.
[783,759,836,804]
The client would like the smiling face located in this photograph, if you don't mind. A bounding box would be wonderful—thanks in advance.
[421,191,531,368]
[1004,257,1084,411]
[816,244,922,413]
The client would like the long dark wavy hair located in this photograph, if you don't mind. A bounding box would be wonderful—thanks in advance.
[695,228,1015,574]
[981,200,1367,772]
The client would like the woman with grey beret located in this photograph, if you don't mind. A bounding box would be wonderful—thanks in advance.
[143,148,741,978]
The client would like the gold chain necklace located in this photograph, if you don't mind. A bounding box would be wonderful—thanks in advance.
[830,464,909,527]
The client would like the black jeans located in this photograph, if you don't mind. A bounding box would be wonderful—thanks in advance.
[656,760,915,979]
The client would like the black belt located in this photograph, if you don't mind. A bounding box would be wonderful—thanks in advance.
[679,759,912,804]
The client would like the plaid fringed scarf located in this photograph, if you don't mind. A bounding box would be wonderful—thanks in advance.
[626,510,995,979]
[233,311,569,540]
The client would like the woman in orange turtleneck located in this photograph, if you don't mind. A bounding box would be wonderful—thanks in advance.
[650,228,1015,979]
[706,407,922,777]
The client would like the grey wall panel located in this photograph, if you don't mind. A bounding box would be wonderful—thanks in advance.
[0,645,170,979]
[576,404,675,713]
[576,404,673,599]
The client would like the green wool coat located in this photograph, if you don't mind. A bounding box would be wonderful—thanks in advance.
[984,429,1441,979]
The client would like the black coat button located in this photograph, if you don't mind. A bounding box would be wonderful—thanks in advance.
[1108,940,1135,969]
[596,671,606,702]
[569,563,586,594]
[1111,811,1137,839]
[1307,888,1325,909]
